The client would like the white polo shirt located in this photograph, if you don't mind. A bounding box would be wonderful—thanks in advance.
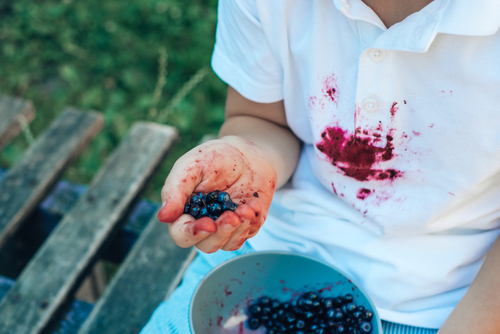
[212,0,500,328]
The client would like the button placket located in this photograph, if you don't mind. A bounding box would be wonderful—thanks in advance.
[369,49,386,62]
[354,48,393,148]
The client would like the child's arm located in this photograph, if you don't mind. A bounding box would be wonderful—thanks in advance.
[438,235,500,333]
[157,86,301,253]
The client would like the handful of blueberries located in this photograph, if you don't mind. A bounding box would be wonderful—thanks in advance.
[183,191,238,220]
[246,292,374,334]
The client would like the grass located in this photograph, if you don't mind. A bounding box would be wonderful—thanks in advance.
[0,0,227,202]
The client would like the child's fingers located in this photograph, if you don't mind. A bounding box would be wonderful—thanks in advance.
[221,204,256,251]
[194,211,241,253]
[158,159,202,223]
[168,215,217,248]
[245,199,265,237]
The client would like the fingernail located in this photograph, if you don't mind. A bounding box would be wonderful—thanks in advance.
[223,223,235,231]
[161,201,166,208]
[193,226,214,236]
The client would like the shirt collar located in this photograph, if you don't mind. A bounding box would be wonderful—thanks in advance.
[332,0,500,52]
[437,0,500,36]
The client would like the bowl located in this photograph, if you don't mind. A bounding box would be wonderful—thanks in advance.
[190,251,382,334]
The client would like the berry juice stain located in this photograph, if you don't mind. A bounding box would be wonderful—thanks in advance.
[322,74,339,106]
[331,182,338,195]
[356,188,372,200]
[224,286,233,297]
[316,126,402,181]
[317,283,334,293]
[390,102,399,117]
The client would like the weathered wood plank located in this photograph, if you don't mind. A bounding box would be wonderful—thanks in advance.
[0,122,178,334]
[0,95,35,151]
[77,213,196,334]
[0,108,103,248]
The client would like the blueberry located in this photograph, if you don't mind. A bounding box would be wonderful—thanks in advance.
[344,294,353,303]
[198,206,208,217]
[303,311,315,322]
[325,309,335,320]
[347,326,355,333]
[275,322,287,332]
[344,303,357,314]
[282,302,292,310]
[357,305,365,312]
[334,296,344,305]
[322,298,334,309]
[190,194,205,207]
[334,310,344,321]
[326,320,336,328]
[361,310,373,321]
[206,191,220,204]
[306,292,319,300]
[249,304,262,316]
[353,311,362,319]
[318,321,328,328]
[358,322,372,333]
[217,191,231,203]
[183,203,190,214]
[263,320,273,329]
[222,201,238,211]
[189,204,200,217]
[284,312,296,324]
[257,296,272,307]
[197,192,207,202]
[336,324,345,333]
[207,203,222,216]
[299,297,314,309]
[296,319,306,329]
[292,307,303,317]
[273,308,285,319]
[262,307,272,316]
[247,317,260,330]
[271,299,281,309]
[312,299,321,309]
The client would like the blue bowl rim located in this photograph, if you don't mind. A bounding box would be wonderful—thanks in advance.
[189,250,383,334]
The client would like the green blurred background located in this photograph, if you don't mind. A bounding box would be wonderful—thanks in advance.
[0,0,226,202]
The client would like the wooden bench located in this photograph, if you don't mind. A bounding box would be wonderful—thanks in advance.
[0,96,196,334]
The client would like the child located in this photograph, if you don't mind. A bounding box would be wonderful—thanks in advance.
[141,0,500,333]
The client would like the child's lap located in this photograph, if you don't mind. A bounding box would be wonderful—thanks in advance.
[140,243,438,334]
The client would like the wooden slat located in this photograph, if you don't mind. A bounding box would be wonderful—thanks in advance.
[0,108,103,248]
[0,122,178,334]
[78,214,196,334]
[0,96,35,151]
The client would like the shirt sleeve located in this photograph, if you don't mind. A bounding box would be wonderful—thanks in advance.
[211,0,283,103]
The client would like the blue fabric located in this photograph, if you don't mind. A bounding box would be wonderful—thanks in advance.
[140,243,439,334]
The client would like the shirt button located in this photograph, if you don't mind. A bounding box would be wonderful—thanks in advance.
[369,49,386,62]
[362,97,379,113]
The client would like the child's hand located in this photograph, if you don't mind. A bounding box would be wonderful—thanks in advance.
[157,136,277,253]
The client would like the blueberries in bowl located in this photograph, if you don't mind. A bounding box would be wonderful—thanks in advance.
[246,292,373,334]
